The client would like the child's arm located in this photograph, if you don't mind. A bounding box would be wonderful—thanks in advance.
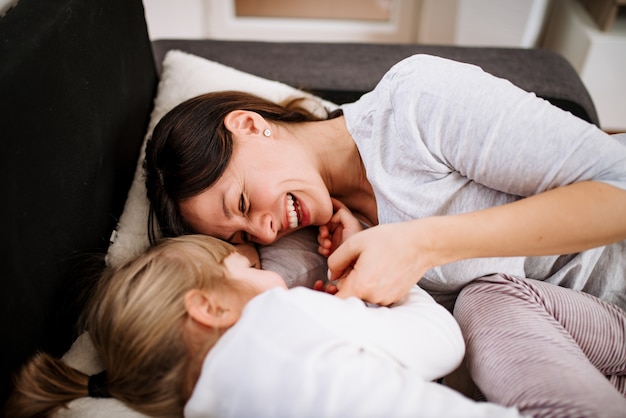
[353,285,466,381]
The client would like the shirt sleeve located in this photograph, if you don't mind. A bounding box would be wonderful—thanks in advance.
[305,356,527,418]
[389,55,626,196]
[338,285,466,381]
[330,374,526,418]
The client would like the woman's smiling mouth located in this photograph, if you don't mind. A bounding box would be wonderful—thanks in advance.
[287,193,301,229]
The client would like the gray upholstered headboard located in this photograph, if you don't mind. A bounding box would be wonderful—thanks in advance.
[152,39,599,126]
[0,0,157,404]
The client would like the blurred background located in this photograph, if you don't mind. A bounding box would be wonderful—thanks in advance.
[142,0,624,132]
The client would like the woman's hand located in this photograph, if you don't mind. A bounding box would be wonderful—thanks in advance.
[327,221,434,305]
[318,198,364,257]
[327,181,626,305]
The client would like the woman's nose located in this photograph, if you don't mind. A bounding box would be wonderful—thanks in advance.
[250,213,277,245]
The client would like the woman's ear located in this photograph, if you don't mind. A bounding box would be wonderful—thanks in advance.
[184,289,238,328]
[224,110,267,137]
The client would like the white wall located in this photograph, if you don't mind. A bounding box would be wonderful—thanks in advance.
[142,0,550,47]
[543,0,626,131]
[143,0,206,39]
[143,0,420,43]
[418,0,551,47]
[201,0,419,43]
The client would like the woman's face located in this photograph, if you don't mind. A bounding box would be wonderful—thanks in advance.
[223,251,287,292]
[179,131,333,245]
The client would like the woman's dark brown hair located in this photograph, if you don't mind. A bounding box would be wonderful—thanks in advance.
[144,90,339,243]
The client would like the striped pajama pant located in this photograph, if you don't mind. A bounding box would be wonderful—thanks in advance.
[454,273,626,418]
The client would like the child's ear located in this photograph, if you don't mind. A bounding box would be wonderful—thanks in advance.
[184,289,238,328]
[224,110,267,137]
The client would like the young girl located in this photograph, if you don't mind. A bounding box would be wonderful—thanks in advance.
[5,234,625,417]
[144,54,626,310]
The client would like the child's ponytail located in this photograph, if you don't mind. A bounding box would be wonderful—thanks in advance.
[4,352,90,417]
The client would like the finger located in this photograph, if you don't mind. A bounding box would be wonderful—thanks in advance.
[313,280,324,291]
[326,239,359,281]
[326,212,343,234]
[330,224,343,252]
[332,266,366,300]
[330,197,350,212]
[334,285,358,300]
[324,283,338,295]
[317,236,331,249]
[330,277,347,296]
[317,245,330,257]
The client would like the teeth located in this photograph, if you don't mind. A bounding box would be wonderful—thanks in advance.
[287,193,299,229]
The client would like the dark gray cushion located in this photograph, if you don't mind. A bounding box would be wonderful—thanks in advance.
[152,39,598,125]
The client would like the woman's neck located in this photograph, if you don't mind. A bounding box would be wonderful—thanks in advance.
[309,116,379,226]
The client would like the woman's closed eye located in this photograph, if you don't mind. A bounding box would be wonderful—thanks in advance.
[239,193,248,215]
[236,192,251,243]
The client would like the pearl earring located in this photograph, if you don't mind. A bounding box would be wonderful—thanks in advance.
[263,129,271,137]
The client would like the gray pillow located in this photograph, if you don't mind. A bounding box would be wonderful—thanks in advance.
[258,226,327,288]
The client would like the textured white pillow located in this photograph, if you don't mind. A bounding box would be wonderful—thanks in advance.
[106,50,333,287]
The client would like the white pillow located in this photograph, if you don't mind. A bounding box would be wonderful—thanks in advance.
[106,50,333,287]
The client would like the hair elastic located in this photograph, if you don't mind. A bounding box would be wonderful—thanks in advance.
[88,370,111,398]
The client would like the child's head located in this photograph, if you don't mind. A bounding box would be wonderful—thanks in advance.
[6,234,285,418]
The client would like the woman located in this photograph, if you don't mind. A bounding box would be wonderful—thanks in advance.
[145,54,626,309]
[6,234,625,417]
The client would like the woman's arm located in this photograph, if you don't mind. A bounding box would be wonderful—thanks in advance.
[329,181,626,305]
[434,181,626,259]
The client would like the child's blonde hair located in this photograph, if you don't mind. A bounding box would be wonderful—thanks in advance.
[6,235,247,418]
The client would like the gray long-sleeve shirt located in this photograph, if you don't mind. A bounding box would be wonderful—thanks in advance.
[342,54,626,310]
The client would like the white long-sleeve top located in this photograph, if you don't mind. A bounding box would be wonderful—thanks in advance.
[185,286,522,417]
[342,54,626,310]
